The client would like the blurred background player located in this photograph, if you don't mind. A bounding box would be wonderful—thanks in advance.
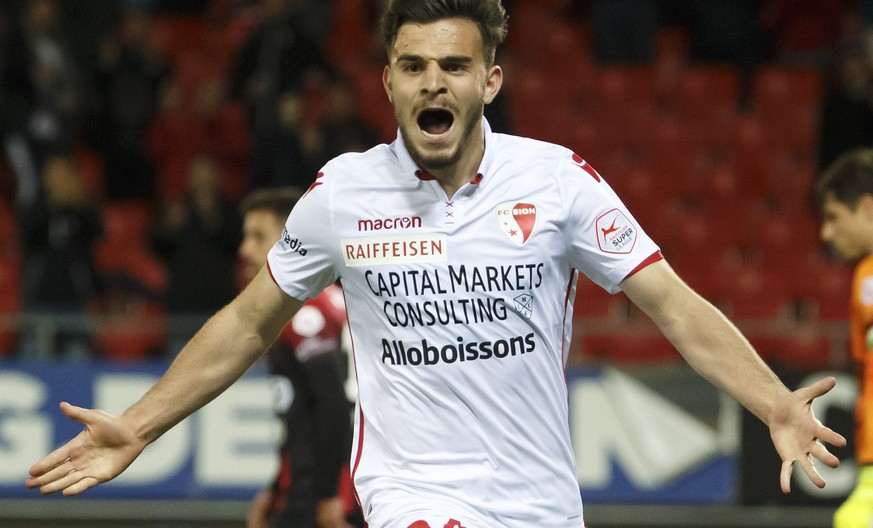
[817,148,873,528]
[238,186,360,528]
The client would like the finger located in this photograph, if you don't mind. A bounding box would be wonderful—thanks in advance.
[61,475,100,496]
[794,376,837,401]
[28,443,75,479]
[59,401,94,425]
[816,424,848,449]
[25,460,77,490]
[37,468,87,496]
[29,403,94,479]
[809,441,840,469]
[780,459,793,493]
[797,455,826,489]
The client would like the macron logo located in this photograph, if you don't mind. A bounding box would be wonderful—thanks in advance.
[357,215,423,232]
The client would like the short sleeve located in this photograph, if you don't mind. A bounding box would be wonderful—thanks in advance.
[561,155,661,294]
[267,175,341,300]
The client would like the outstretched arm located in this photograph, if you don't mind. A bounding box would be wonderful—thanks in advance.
[620,260,846,493]
[26,266,304,496]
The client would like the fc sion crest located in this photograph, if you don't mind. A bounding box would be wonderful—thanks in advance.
[496,202,536,246]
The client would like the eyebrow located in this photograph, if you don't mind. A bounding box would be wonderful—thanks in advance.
[394,54,474,64]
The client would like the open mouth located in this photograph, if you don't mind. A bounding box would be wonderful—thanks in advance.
[417,109,454,136]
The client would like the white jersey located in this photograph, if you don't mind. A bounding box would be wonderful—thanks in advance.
[267,120,661,527]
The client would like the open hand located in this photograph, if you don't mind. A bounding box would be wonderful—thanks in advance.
[769,376,847,493]
[25,402,145,496]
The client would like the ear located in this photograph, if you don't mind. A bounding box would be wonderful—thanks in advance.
[382,65,393,104]
[859,193,873,221]
[483,65,503,105]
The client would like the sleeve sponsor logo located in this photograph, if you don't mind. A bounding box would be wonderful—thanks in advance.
[342,233,447,266]
[595,208,637,254]
[496,202,536,246]
[279,228,308,256]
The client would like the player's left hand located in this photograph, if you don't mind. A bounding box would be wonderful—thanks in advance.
[768,376,847,493]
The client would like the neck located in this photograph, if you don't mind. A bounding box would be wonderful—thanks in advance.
[422,123,486,199]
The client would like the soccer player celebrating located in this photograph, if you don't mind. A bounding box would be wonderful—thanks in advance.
[27,1,845,526]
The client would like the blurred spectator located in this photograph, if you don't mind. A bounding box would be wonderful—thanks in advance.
[688,0,764,65]
[760,0,857,70]
[226,0,330,190]
[149,155,241,354]
[0,0,91,207]
[818,35,873,171]
[310,78,381,164]
[18,154,103,359]
[148,71,251,202]
[286,0,335,50]
[591,0,658,64]
[93,5,171,201]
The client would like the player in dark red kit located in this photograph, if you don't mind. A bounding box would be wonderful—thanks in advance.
[239,187,359,528]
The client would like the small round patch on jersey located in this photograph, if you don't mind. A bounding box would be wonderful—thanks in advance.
[496,201,536,246]
[595,208,637,254]
[862,276,873,306]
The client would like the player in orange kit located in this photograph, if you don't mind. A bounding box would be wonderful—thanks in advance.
[818,148,873,528]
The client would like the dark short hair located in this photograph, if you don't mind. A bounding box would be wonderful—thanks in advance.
[816,148,873,210]
[380,0,508,66]
[239,186,305,220]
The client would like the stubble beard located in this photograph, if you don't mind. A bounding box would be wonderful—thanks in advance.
[402,103,483,174]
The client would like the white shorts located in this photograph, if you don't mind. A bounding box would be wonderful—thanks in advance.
[363,488,490,528]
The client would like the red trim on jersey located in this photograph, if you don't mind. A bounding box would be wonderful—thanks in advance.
[266,260,278,285]
[351,404,366,506]
[272,452,292,513]
[561,269,577,379]
[624,250,664,280]
[343,286,365,511]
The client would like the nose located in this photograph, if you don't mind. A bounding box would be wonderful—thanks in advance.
[421,61,447,95]
[819,223,831,242]
[238,239,251,260]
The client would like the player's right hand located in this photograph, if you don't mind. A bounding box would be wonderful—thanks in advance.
[247,487,274,528]
[25,401,145,496]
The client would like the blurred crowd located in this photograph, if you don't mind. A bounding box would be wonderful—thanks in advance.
[1,0,872,362]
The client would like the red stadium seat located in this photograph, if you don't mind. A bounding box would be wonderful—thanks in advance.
[751,67,822,146]
[669,65,741,117]
[0,255,21,356]
[574,276,623,319]
[581,333,680,363]
[94,301,166,361]
[101,201,152,245]
[748,334,833,372]
[0,199,15,250]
